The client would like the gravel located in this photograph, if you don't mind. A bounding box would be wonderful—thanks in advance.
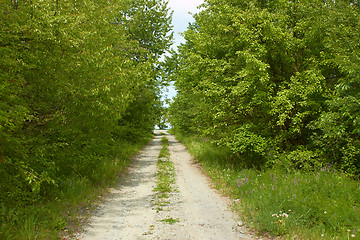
[79,130,257,240]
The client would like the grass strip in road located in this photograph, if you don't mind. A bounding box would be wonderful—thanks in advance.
[152,136,176,212]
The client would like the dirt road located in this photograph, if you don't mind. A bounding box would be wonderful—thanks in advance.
[80,130,255,240]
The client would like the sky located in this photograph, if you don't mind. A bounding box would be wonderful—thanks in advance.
[167,0,204,48]
[162,0,204,103]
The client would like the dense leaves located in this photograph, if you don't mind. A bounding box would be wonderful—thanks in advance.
[168,0,360,174]
[0,0,172,207]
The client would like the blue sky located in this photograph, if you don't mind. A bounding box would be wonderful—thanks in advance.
[162,0,204,103]
[167,0,204,49]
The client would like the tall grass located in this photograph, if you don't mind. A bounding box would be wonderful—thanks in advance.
[0,136,152,240]
[173,131,360,239]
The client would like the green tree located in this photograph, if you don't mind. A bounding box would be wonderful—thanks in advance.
[114,0,173,139]
[0,0,173,208]
[168,0,360,172]
[117,0,173,59]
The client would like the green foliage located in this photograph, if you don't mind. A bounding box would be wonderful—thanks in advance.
[168,0,360,174]
[0,0,172,238]
[160,217,179,224]
[179,133,360,239]
[312,96,360,176]
[153,135,175,211]
[270,148,322,173]
[118,0,173,59]
[233,167,360,239]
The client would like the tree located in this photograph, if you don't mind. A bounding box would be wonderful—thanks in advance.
[168,0,360,172]
[0,0,173,207]
[117,0,173,59]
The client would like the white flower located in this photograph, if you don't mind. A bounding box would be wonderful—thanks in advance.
[351,234,356,238]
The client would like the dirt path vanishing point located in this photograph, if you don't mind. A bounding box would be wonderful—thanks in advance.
[79,130,257,240]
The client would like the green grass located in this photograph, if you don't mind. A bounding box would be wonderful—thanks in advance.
[152,136,176,212]
[172,130,360,239]
[0,137,152,240]
[161,217,179,224]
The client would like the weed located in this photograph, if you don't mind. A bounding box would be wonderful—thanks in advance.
[0,138,152,240]
[160,217,179,224]
[174,131,360,239]
[152,136,176,212]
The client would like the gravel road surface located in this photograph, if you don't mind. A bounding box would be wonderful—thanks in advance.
[79,130,256,240]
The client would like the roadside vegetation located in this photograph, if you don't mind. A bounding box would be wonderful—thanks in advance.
[0,0,172,239]
[167,1,360,238]
[167,0,360,178]
[172,131,360,239]
[1,139,151,240]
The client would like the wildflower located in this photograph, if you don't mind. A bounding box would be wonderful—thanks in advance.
[351,234,356,238]
[237,179,244,187]
[321,234,325,237]
[245,176,249,183]
[324,211,327,214]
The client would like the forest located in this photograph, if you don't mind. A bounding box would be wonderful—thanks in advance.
[167,0,360,238]
[168,0,360,176]
[0,0,172,238]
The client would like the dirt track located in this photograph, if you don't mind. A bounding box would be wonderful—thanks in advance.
[79,130,256,240]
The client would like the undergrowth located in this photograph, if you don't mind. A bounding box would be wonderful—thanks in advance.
[172,130,360,239]
[0,136,152,240]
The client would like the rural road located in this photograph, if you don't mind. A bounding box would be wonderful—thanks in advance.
[79,130,256,240]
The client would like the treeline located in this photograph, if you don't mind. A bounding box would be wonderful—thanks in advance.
[168,0,360,175]
[1,0,171,213]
